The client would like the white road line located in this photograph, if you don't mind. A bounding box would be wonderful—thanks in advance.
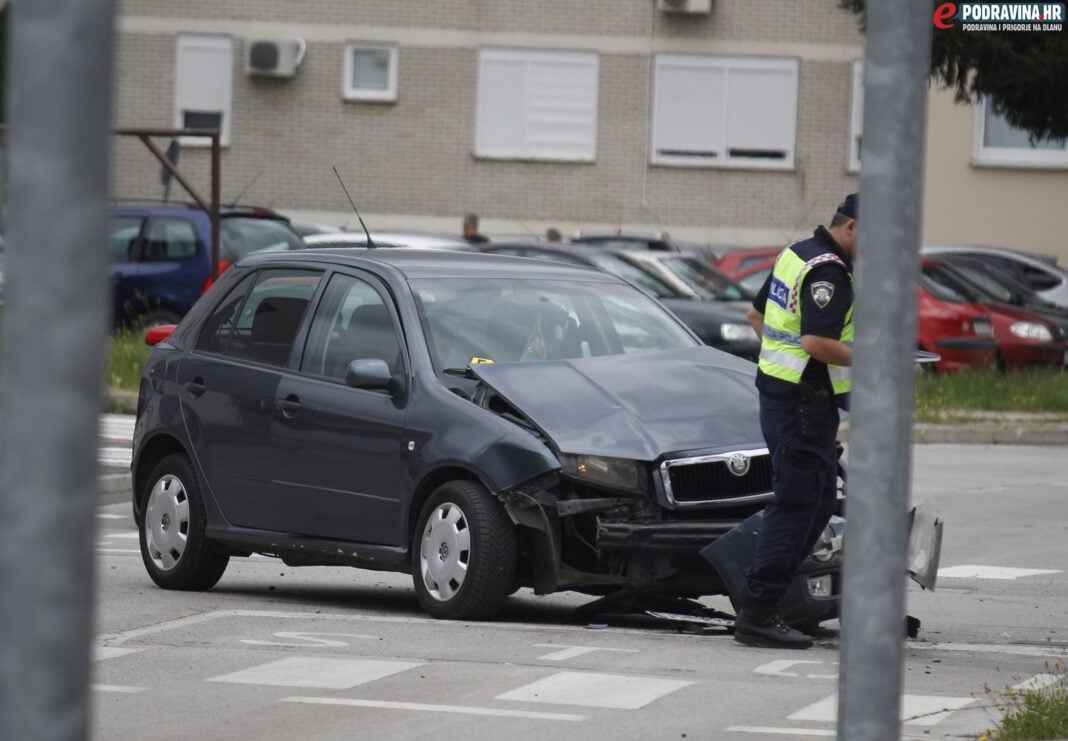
[496,670,693,710]
[727,727,833,737]
[532,644,639,661]
[99,447,132,466]
[208,656,422,689]
[754,659,836,678]
[789,694,975,727]
[938,565,1062,580]
[96,514,125,520]
[1013,673,1063,691]
[910,641,1068,658]
[97,548,140,554]
[105,532,140,539]
[92,684,146,694]
[94,647,143,662]
[282,696,586,721]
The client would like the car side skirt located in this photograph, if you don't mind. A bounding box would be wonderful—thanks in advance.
[205,525,410,572]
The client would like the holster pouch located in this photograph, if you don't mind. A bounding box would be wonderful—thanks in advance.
[796,384,831,444]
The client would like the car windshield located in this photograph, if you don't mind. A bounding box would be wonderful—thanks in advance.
[947,262,1014,303]
[221,217,303,261]
[585,253,685,299]
[739,267,772,294]
[411,278,697,370]
[921,264,981,303]
[657,256,749,300]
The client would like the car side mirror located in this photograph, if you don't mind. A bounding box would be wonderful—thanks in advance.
[345,358,396,393]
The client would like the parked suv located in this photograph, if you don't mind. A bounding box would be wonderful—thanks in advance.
[109,203,303,327]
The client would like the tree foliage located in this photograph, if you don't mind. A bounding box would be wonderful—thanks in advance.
[840,1,1068,141]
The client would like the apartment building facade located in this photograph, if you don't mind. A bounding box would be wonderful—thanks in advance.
[112,0,864,245]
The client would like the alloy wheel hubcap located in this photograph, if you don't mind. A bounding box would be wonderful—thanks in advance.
[144,474,190,572]
[419,502,471,602]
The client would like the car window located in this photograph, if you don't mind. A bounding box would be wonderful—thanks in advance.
[411,278,697,370]
[1021,264,1063,292]
[221,217,303,261]
[300,274,403,380]
[210,269,322,367]
[739,267,772,294]
[109,216,143,262]
[921,264,977,303]
[142,218,198,261]
[949,263,1014,303]
[658,256,748,300]
[525,250,591,267]
[195,273,257,355]
[486,247,526,257]
[586,253,685,299]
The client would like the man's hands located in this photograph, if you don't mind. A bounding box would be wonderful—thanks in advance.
[746,305,764,338]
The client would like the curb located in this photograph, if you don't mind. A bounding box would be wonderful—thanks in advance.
[839,421,1068,446]
[99,472,132,506]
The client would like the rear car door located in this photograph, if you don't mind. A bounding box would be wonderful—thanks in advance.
[177,268,323,531]
[133,215,206,321]
[270,271,408,545]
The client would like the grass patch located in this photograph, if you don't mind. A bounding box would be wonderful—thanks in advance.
[107,330,149,393]
[981,662,1068,741]
[916,369,1068,422]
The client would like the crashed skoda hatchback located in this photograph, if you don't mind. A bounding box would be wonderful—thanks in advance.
[133,249,866,623]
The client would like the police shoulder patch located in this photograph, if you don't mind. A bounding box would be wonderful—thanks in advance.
[810,280,835,309]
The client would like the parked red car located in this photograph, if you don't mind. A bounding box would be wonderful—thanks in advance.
[922,260,1065,371]
[918,263,999,372]
[714,247,783,280]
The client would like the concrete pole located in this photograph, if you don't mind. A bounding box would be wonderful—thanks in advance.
[0,1,116,739]
[836,2,933,739]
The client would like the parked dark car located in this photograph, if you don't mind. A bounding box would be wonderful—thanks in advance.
[133,249,853,624]
[924,245,1068,309]
[109,203,304,326]
[571,231,680,252]
[477,242,760,359]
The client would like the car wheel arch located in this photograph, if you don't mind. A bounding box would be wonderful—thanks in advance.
[406,466,490,551]
[134,433,189,521]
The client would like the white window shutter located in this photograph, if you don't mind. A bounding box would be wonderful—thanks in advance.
[175,35,233,145]
[652,56,726,164]
[849,61,864,172]
[724,61,798,165]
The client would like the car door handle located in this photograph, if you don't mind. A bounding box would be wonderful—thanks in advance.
[276,395,302,415]
[185,378,206,396]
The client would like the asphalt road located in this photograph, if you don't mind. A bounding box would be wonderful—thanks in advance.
[91,444,1067,740]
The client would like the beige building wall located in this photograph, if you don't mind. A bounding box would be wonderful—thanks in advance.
[923,86,1068,265]
[112,0,864,245]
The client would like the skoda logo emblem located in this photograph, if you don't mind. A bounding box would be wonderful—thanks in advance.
[727,453,750,477]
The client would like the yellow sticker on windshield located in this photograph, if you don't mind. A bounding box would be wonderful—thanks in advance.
[470,357,495,365]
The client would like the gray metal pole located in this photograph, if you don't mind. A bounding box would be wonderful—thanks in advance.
[0,1,116,739]
[837,2,933,739]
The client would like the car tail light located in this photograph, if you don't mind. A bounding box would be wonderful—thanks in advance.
[144,324,177,346]
[199,259,234,294]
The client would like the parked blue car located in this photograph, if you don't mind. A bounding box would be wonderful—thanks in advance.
[108,203,303,326]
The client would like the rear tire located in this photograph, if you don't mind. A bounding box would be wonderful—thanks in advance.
[139,453,228,591]
[412,480,517,620]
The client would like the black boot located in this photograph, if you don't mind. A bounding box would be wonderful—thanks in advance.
[734,610,814,649]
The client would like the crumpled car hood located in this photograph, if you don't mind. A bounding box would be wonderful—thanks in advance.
[470,346,763,461]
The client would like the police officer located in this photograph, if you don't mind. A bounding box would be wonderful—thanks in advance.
[735,193,858,650]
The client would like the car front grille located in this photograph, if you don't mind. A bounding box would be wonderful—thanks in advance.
[660,450,773,507]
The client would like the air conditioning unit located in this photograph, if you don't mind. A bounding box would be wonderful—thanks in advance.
[246,39,306,77]
[657,0,713,13]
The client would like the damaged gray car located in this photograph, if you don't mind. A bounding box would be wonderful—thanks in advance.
[133,250,906,625]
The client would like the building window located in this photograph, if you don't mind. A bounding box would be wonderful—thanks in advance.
[343,43,398,102]
[848,60,863,173]
[973,97,1068,168]
[175,35,233,146]
[651,55,798,170]
[475,48,599,162]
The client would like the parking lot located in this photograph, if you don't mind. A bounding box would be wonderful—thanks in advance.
[92,442,1067,740]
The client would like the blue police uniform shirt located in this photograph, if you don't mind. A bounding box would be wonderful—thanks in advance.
[752,227,854,399]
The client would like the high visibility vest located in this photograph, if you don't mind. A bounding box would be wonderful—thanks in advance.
[758,247,854,396]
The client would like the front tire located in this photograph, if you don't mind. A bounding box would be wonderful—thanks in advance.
[139,453,228,590]
[412,480,517,620]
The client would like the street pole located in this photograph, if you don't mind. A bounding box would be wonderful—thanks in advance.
[0,1,116,739]
[837,2,933,739]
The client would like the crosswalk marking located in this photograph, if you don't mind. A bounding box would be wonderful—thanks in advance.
[938,565,1062,580]
[100,447,132,467]
[533,644,639,662]
[727,727,833,737]
[92,684,146,694]
[281,696,587,722]
[100,414,136,440]
[94,647,143,662]
[789,694,975,727]
[496,670,693,710]
[208,656,423,689]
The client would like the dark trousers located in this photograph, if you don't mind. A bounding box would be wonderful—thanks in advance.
[739,387,840,616]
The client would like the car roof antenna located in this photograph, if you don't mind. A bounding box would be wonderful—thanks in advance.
[227,170,263,208]
[332,166,376,249]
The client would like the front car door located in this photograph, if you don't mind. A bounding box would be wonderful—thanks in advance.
[270,270,408,545]
[177,267,323,531]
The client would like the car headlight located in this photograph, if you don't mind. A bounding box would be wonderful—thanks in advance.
[1009,321,1053,341]
[720,322,756,342]
[558,454,644,493]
